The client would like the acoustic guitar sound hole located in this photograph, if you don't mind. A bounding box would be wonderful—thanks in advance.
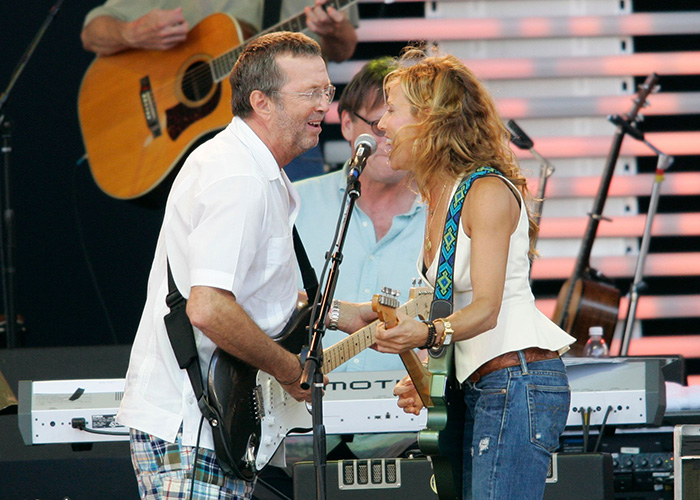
[182,61,213,103]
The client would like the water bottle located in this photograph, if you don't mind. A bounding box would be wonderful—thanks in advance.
[582,326,609,358]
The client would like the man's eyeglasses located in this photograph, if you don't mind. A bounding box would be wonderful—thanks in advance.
[272,84,336,104]
[353,111,385,137]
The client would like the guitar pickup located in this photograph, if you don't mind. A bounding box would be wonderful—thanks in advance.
[140,76,162,138]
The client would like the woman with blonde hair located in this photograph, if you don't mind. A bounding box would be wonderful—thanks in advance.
[374,47,576,499]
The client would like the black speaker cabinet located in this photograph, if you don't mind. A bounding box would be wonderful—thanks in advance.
[543,453,614,500]
[294,458,438,499]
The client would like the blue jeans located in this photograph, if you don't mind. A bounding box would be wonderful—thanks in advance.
[462,354,570,500]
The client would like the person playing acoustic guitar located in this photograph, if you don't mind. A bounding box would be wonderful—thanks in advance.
[114,32,373,500]
[80,0,359,183]
[373,47,576,500]
[81,0,358,62]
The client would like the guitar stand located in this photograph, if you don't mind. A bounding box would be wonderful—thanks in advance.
[300,168,364,500]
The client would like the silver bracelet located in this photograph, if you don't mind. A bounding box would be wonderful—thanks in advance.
[328,299,341,330]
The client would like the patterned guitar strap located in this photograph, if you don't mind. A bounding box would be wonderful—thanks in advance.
[428,165,499,499]
[430,166,499,322]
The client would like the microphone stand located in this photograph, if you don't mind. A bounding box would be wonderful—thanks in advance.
[0,0,65,348]
[618,140,673,356]
[301,168,363,500]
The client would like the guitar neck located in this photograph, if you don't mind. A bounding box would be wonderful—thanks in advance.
[211,0,356,83]
[322,293,430,374]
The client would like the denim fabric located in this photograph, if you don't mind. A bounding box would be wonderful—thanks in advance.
[462,355,570,500]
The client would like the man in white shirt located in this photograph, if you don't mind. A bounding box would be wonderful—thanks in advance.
[116,32,371,500]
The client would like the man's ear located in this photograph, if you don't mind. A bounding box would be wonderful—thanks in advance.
[340,110,354,142]
[249,90,271,118]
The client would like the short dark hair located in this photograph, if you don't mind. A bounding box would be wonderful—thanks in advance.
[337,56,397,117]
[229,32,322,118]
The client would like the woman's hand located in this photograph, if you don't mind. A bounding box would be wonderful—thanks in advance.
[375,309,427,353]
[394,375,424,416]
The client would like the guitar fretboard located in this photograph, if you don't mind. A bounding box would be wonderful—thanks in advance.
[322,291,431,374]
[211,0,355,82]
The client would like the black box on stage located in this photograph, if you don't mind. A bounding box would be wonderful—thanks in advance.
[293,457,438,499]
[674,424,700,500]
[293,453,614,499]
[544,453,614,500]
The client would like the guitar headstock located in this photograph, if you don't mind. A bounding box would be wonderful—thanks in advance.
[408,278,432,320]
[371,286,400,328]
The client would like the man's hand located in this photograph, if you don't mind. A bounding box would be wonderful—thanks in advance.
[304,0,346,37]
[303,0,357,62]
[81,7,189,56]
[123,8,189,51]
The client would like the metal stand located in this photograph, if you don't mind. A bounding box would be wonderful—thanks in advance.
[301,169,364,500]
[0,0,64,348]
[619,151,673,356]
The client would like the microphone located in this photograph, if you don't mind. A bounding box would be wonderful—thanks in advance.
[608,114,645,141]
[505,119,533,150]
[347,133,377,180]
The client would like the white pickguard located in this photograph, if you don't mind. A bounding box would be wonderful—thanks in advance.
[254,372,312,471]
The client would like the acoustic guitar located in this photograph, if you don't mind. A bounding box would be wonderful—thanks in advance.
[78,0,356,200]
[552,73,659,355]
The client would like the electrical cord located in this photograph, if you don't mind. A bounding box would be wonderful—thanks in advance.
[72,158,119,344]
[71,417,129,436]
[592,405,613,453]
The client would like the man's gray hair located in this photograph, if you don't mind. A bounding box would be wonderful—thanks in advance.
[229,32,322,118]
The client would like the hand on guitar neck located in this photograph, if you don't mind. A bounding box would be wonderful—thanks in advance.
[373,287,433,412]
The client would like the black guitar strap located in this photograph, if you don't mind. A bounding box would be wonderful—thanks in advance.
[262,0,283,30]
[163,226,318,422]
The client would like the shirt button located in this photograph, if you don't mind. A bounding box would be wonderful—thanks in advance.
[369,255,375,260]
[188,396,195,405]
[364,288,370,294]
[353,359,359,364]
[362,221,368,227]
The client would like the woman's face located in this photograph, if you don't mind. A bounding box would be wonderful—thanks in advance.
[377,81,420,171]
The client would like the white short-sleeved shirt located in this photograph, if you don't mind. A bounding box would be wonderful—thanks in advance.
[116,117,300,451]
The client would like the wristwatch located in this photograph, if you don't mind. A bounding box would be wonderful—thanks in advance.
[328,299,341,330]
[435,318,454,346]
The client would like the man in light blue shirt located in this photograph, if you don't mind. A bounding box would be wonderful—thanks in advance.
[294,57,426,372]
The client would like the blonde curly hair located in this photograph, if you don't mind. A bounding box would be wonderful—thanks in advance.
[384,46,540,259]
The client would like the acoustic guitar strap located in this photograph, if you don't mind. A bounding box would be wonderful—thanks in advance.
[428,165,499,500]
[262,0,283,30]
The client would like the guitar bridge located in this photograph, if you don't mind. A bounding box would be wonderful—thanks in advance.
[139,77,162,138]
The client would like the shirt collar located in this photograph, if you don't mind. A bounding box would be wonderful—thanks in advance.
[233,116,282,182]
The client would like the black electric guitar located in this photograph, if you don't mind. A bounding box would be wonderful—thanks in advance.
[206,286,432,480]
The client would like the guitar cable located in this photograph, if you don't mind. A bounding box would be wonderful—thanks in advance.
[72,156,119,345]
[592,405,613,454]
[188,415,205,500]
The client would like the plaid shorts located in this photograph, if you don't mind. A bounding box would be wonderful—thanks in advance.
[130,428,253,500]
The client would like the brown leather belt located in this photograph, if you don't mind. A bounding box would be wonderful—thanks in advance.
[467,347,559,383]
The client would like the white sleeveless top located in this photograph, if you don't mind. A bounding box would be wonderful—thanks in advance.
[419,175,575,383]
